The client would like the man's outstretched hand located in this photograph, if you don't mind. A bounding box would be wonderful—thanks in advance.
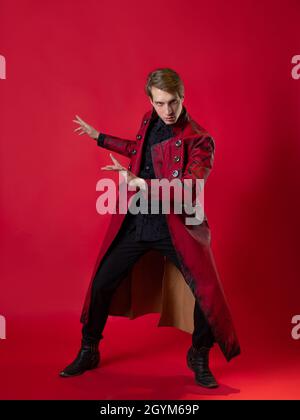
[72,115,147,190]
[101,153,146,190]
[73,115,99,139]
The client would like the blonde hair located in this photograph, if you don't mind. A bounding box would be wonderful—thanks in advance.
[145,68,184,100]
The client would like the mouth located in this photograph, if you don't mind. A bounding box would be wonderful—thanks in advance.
[165,116,175,121]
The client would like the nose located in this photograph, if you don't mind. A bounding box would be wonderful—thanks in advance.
[165,105,173,116]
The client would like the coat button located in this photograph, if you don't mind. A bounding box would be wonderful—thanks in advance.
[128,164,132,170]
[172,170,179,177]
[136,134,142,140]
[175,139,182,147]
[143,119,148,125]
[174,155,180,162]
[131,149,137,155]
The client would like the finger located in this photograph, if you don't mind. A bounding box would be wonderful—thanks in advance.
[76,115,88,127]
[101,168,119,171]
[110,155,124,170]
[75,128,85,135]
[107,167,122,171]
[109,153,120,165]
[73,121,86,130]
[75,115,84,122]
[101,165,116,170]
[74,127,83,132]
[73,120,82,125]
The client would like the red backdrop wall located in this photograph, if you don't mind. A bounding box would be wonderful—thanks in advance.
[1,0,300,399]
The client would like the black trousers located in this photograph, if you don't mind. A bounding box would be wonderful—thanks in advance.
[82,222,215,349]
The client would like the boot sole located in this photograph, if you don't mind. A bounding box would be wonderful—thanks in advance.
[59,359,100,378]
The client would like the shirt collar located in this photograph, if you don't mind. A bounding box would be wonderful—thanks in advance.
[156,116,169,131]
[150,105,189,135]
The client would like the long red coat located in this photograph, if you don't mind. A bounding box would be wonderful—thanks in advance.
[80,105,240,362]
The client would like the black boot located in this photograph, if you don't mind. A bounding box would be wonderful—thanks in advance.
[186,345,218,388]
[59,341,100,377]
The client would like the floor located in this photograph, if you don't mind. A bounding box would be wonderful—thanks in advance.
[1,313,300,400]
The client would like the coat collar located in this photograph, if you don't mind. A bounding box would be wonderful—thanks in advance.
[149,105,189,136]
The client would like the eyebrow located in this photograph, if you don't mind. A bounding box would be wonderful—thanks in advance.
[154,99,178,104]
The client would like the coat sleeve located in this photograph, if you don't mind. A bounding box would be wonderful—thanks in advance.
[96,132,137,158]
[139,134,215,205]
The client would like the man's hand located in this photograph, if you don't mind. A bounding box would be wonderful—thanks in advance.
[73,115,99,139]
[101,153,146,190]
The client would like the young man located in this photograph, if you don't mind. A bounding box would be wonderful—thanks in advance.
[60,68,240,388]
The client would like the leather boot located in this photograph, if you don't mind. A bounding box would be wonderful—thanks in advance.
[59,341,100,377]
[186,345,218,388]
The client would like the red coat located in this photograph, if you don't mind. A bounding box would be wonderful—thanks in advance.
[80,106,240,362]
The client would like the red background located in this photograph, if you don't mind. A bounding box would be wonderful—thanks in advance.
[1,0,300,399]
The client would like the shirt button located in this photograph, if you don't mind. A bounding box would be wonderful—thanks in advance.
[131,149,137,155]
[172,170,179,177]
[145,165,150,171]
[136,134,142,140]
[175,139,182,147]
[174,155,180,162]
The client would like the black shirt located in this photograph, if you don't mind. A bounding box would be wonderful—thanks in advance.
[123,116,174,241]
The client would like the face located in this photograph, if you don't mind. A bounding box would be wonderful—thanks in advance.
[149,86,184,125]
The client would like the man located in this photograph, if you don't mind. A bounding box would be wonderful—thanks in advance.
[59,68,240,388]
